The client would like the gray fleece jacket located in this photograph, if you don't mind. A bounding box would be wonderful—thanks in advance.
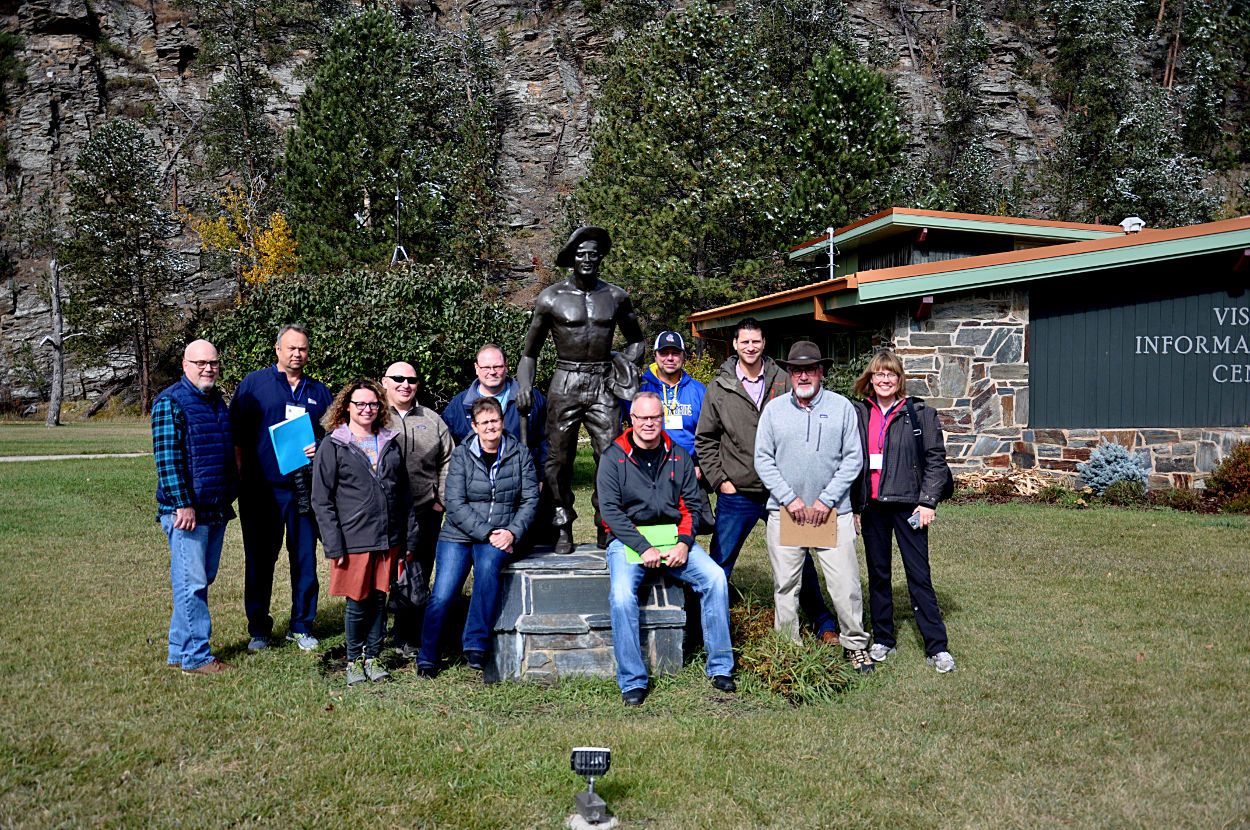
[754,387,863,515]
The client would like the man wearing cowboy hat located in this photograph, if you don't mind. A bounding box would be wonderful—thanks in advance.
[754,340,875,674]
[516,226,646,554]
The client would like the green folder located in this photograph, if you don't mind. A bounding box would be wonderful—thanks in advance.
[623,524,680,564]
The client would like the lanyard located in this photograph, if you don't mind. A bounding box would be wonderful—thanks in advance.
[660,377,679,414]
[874,399,902,452]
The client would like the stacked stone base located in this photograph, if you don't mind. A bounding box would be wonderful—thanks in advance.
[485,546,686,685]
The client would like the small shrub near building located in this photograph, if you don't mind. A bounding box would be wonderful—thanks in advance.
[1206,441,1250,514]
[1077,441,1150,495]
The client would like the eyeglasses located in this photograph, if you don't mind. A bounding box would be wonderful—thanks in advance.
[476,364,506,373]
[187,360,221,370]
[872,371,899,380]
[631,415,663,423]
[387,375,418,385]
[473,417,502,427]
[790,367,823,377]
[349,401,381,411]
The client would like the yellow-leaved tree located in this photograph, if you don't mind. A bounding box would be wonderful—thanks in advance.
[184,185,298,297]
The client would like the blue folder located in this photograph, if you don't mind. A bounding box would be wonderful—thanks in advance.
[268,412,315,475]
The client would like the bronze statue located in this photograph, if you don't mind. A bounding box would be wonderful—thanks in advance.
[517,227,645,553]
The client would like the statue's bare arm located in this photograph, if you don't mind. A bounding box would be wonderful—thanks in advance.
[615,290,645,364]
[516,293,553,413]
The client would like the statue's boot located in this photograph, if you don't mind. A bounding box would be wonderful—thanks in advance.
[554,525,575,555]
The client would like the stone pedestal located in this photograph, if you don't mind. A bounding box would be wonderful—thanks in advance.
[484,545,687,684]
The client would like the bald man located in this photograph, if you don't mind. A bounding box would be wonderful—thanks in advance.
[152,339,238,674]
[382,362,454,656]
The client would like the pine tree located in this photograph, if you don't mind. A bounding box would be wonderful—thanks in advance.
[282,8,500,273]
[61,118,185,413]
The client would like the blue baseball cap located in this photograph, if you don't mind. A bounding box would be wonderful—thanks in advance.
[653,331,686,352]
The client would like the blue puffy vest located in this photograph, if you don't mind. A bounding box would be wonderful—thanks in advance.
[155,377,237,508]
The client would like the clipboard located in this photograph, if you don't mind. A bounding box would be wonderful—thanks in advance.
[268,412,314,475]
[779,508,838,548]
[623,524,679,564]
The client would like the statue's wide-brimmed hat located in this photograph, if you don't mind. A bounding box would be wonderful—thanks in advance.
[556,226,612,268]
[776,340,834,370]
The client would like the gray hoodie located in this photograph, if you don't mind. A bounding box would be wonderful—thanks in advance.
[754,387,863,515]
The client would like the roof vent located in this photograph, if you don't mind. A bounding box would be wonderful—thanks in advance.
[1119,216,1146,234]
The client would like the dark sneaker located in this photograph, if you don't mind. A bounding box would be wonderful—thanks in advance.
[346,659,366,686]
[182,659,231,676]
[395,642,419,660]
[711,675,737,693]
[845,648,876,674]
[247,636,270,652]
[621,688,648,707]
[363,658,390,682]
[464,651,486,671]
[416,663,439,679]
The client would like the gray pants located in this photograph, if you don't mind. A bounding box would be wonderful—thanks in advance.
[765,511,868,649]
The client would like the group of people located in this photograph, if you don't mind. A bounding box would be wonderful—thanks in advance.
[154,318,956,702]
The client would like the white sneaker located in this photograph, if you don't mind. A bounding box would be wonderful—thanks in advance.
[287,632,319,651]
[869,644,896,662]
[927,651,956,673]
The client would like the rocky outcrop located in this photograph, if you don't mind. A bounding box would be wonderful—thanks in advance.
[0,0,1070,404]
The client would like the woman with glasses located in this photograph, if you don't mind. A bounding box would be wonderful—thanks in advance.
[417,397,538,678]
[850,351,957,674]
[312,379,417,685]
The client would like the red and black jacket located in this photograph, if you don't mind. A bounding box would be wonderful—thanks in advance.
[596,429,700,554]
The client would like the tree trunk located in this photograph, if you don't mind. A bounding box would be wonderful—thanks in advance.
[45,259,64,427]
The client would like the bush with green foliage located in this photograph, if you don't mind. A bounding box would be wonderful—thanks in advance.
[206,264,545,407]
[1100,479,1147,507]
[1206,441,1250,510]
[1077,441,1150,495]
[1147,487,1203,512]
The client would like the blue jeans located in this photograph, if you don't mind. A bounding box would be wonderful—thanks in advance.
[160,514,227,671]
[708,490,838,637]
[418,539,509,667]
[606,539,734,693]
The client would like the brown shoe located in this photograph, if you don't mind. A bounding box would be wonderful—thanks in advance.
[820,631,840,647]
[182,659,232,675]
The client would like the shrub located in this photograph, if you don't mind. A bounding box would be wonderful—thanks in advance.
[1220,494,1250,515]
[1100,479,1147,507]
[982,479,1019,501]
[1077,441,1150,495]
[1206,441,1250,507]
[1148,487,1203,512]
[730,601,854,706]
[1036,483,1069,504]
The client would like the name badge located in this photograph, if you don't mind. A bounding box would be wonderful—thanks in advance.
[285,404,306,420]
[869,453,883,470]
[664,413,683,431]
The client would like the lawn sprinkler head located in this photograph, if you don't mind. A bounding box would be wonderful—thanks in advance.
[569,747,612,826]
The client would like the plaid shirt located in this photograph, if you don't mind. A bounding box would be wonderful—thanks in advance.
[152,395,236,525]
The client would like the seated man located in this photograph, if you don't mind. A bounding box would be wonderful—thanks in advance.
[596,391,735,706]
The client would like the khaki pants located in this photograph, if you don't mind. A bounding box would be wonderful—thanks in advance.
[765,511,868,650]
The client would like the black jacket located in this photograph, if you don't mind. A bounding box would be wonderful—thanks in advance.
[440,434,539,544]
[312,426,418,558]
[851,397,951,511]
[597,430,701,554]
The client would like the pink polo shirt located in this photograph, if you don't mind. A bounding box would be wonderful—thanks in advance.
[867,397,903,499]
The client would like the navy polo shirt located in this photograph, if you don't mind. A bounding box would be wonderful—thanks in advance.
[229,364,332,487]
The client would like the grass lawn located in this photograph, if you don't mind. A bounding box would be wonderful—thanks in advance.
[1,444,1248,828]
[0,418,152,457]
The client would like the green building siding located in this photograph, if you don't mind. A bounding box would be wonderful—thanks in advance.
[1030,263,1250,428]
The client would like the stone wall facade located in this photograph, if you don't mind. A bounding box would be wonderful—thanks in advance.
[886,289,1250,488]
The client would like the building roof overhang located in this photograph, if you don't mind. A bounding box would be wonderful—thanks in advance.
[788,207,1123,262]
[692,215,1250,335]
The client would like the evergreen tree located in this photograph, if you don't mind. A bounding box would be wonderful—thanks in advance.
[782,47,906,236]
[571,2,900,329]
[61,118,186,413]
[283,8,500,273]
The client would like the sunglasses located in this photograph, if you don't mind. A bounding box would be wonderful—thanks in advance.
[387,375,418,385]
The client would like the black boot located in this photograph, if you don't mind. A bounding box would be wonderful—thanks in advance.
[554,525,575,554]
